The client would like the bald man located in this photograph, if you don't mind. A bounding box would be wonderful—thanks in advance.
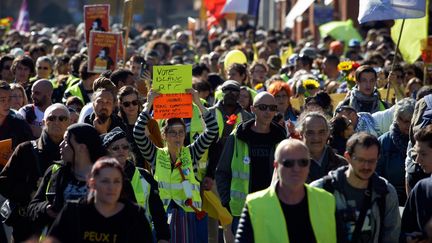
[19,79,53,138]
[216,91,287,235]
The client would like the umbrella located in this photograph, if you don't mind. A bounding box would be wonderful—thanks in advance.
[319,19,363,45]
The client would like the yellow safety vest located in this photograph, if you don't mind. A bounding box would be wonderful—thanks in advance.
[247,184,337,243]
[215,109,243,138]
[229,136,250,217]
[154,147,202,212]
[63,83,85,104]
[130,168,151,221]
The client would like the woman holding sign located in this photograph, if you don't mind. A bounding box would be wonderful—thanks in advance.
[134,88,218,243]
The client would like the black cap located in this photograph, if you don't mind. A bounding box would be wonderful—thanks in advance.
[101,127,127,148]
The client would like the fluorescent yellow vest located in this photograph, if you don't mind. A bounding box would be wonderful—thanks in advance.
[63,84,85,104]
[229,136,250,217]
[215,109,243,138]
[190,104,208,180]
[247,184,337,243]
[154,147,202,212]
[130,168,151,221]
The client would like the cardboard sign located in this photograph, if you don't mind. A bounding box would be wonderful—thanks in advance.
[84,4,110,44]
[153,65,192,94]
[153,93,193,119]
[0,139,12,166]
[88,31,120,73]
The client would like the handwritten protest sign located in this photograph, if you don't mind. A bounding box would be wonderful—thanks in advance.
[84,4,110,44]
[0,139,12,166]
[88,31,120,73]
[153,93,193,119]
[153,65,192,94]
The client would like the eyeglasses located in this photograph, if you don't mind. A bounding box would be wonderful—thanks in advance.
[122,100,139,107]
[37,66,49,70]
[352,156,377,165]
[254,104,278,112]
[167,130,185,137]
[280,158,310,168]
[47,115,69,122]
[110,144,130,151]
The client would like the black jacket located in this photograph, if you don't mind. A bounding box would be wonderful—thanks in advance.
[0,111,32,152]
[84,112,129,135]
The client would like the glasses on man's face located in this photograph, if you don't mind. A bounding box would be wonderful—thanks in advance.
[110,144,130,151]
[47,115,69,122]
[122,100,139,107]
[37,66,49,70]
[280,158,310,168]
[352,156,377,165]
[167,130,185,137]
[254,104,278,112]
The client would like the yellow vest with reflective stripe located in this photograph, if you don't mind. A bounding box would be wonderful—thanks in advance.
[215,109,243,138]
[64,84,85,104]
[247,184,337,243]
[229,136,250,216]
[155,147,202,212]
[130,168,151,221]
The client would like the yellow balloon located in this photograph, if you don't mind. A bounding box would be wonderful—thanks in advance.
[224,50,247,69]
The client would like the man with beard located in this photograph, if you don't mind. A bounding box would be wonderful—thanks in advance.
[0,103,70,241]
[84,88,128,135]
[311,132,400,243]
[216,92,287,236]
[19,79,53,138]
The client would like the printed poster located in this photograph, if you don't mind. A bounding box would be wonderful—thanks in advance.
[84,4,110,44]
[88,31,120,73]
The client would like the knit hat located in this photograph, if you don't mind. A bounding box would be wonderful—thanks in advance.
[101,127,127,148]
[221,80,241,92]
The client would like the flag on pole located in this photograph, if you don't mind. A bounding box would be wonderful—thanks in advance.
[285,0,314,28]
[14,0,30,32]
[358,0,426,24]
[391,0,429,64]
[204,0,227,29]
[221,0,260,16]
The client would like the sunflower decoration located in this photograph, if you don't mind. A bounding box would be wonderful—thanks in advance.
[338,61,353,72]
[302,79,320,97]
[254,83,264,91]
[337,60,360,89]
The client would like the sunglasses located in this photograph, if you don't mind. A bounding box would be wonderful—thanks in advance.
[122,100,139,107]
[37,66,49,70]
[254,104,278,112]
[280,159,310,168]
[110,144,130,151]
[47,115,68,122]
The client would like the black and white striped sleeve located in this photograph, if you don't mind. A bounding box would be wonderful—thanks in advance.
[189,110,219,163]
[133,111,157,166]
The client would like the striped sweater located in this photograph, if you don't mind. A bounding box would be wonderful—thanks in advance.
[133,111,219,167]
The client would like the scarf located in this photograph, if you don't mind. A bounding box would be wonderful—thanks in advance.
[349,86,381,113]
[390,123,409,154]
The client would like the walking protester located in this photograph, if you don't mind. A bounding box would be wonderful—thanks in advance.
[0,81,32,152]
[216,92,287,234]
[102,127,170,242]
[377,98,415,205]
[0,54,14,83]
[298,111,347,182]
[336,65,389,114]
[18,79,53,138]
[401,124,432,243]
[311,132,401,243]
[236,139,337,243]
[329,116,355,156]
[11,55,35,101]
[335,105,381,137]
[134,88,218,243]
[27,124,106,237]
[48,157,153,243]
[267,81,299,124]
[0,103,70,242]
[31,56,54,81]
[9,83,28,111]
[63,60,99,105]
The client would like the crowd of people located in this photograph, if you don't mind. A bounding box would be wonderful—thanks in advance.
[0,15,432,243]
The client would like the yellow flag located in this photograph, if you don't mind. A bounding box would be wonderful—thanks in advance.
[391,1,429,64]
[280,44,293,66]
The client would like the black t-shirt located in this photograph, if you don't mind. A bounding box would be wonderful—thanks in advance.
[279,190,317,243]
[49,201,152,243]
[245,129,280,193]
[341,182,373,242]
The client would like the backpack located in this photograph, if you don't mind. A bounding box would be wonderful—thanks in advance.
[322,175,387,242]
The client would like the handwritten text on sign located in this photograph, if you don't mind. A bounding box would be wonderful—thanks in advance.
[153,65,192,94]
[153,93,193,119]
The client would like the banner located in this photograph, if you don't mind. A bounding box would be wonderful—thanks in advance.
[84,4,110,44]
[88,31,120,73]
[153,93,193,119]
[358,0,426,24]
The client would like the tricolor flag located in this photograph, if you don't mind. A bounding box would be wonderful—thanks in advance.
[14,0,30,32]
[358,0,426,24]
[221,0,261,16]
[204,0,227,29]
